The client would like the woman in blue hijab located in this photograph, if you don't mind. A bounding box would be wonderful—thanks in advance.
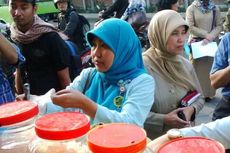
[51,18,155,127]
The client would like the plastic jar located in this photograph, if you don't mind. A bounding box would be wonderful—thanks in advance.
[29,112,90,153]
[0,101,39,153]
[87,123,153,153]
[157,137,225,153]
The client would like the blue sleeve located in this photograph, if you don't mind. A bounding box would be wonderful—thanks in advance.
[13,44,25,67]
[210,33,230,74]
[93,74,155,127]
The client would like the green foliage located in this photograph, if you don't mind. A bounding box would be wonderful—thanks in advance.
[0,5,11,23]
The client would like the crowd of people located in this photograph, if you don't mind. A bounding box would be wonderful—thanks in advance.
[1,0,230,152]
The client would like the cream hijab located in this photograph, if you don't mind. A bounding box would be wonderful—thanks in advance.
[143,10,196,91]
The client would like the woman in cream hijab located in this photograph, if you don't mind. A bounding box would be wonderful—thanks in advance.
[143,10,204,139]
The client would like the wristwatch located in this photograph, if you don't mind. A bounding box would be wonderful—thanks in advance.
[167,129,183,140]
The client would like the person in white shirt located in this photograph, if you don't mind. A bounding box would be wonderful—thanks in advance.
[148,116,230,152]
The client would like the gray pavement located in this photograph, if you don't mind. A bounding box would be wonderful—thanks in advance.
[195,89,221,125]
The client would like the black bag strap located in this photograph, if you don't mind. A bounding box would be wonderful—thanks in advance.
[211,8,216,31]
[82,69,93,94]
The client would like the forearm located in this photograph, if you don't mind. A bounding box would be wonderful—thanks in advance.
[147,134,169,152]
[15,68,24,94]
[189,26,209,38]
[57,68,71,89]
[209,25,222,40]
[0,34,18,64]
[80,97,97,118]
[210,66,230,89]
[180,116,230,149]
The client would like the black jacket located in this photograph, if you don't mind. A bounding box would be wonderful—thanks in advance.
[57,8,83,50]
[101,0,129,19]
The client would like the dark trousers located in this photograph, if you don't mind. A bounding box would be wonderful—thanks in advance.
[212,96,230,121]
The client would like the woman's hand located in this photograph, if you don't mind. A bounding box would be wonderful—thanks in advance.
[51,89,97,118]
[205,34,215,42]
[164,108,191,128]
[147,134,170,152]
[16,94,39,101]
[15,94,26,101]
[202,38,209,45]
[183,106,195,122]
[51,89,86,109]
[202,34,215,45]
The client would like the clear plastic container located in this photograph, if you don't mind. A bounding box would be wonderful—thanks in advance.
[29,112,91,153]
[0,101,39,153]
[87,123,154,153]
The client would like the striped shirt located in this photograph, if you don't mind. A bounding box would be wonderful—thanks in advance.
[0,45,25,105]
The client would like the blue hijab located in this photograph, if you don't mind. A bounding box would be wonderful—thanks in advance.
[85,18,145,111]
